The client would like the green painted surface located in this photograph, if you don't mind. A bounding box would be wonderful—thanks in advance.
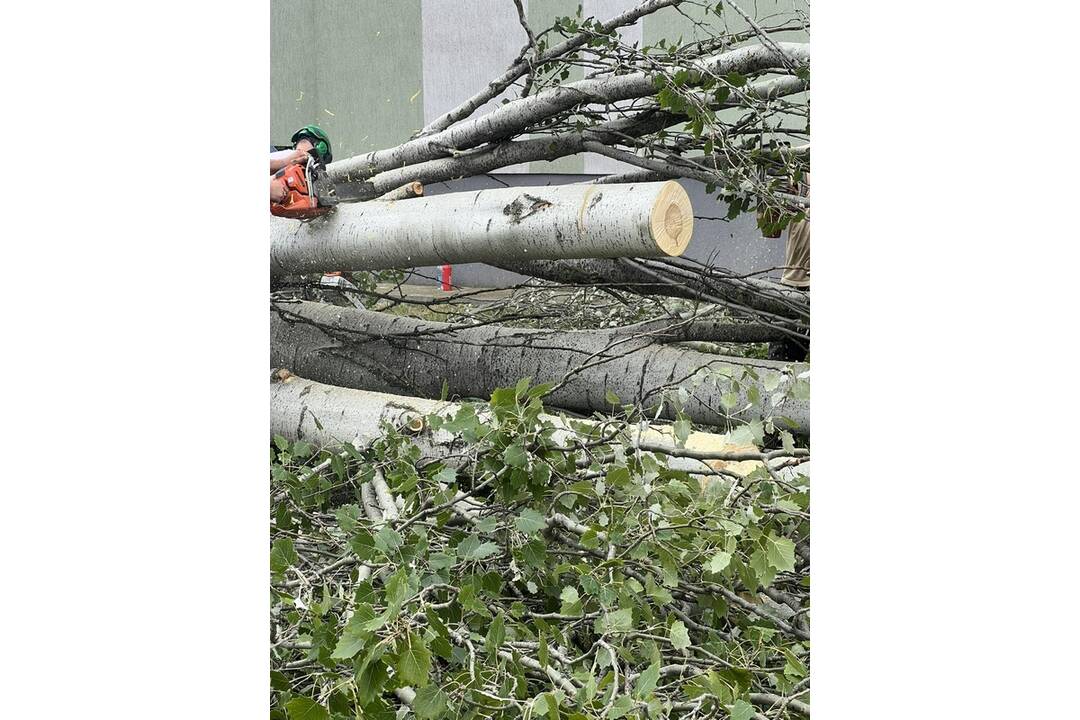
[271,0,424,159]
[528,0,585,173]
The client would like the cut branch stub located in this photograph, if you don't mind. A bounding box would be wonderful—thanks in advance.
[269,181,693,277]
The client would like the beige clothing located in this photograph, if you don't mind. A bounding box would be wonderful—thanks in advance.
[782,216,810,287]
[781,171,810,287]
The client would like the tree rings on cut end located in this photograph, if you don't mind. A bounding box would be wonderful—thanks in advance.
[649,180,694,256]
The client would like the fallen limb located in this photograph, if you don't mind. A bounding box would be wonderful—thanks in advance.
[270,181,693,277]
[270,300,809,434]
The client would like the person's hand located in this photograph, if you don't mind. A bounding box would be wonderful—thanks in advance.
[288,148,310,165]
[271,177,287,203]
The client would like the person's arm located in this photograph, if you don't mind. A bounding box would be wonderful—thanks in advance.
[269,148,307,173]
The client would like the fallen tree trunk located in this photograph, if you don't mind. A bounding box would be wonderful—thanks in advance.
[270,300,809,434]
[269,371,796,480]
[270,181,693,277]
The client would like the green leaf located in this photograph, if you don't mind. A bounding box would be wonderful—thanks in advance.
[669,620,691,651]
[334,504,360,533]
[396,631,432,687]
[764,534,797,572]
[646,574,673,606]
[604,389,621,406]
[515,508,548,535]
[503,442,528,468]
[458,534,500,561]
[673,418,691,446]
[606,695,634,719]
[486,612,506,653]
[413,684,449,719]
[354,651,388,703]
[600,607,633,633]
[270,670,290,692]
[373,526,403,554]
[729,699,755,720]
[749,548,776,588]
[717,668,753,695]
[383,567,410,613]
[270,538,298,575]
[330,603,377,659]
[284,697,329,720]
[633,662,661,699]
[528,382,555,399]
[433,466,456,486]
[725,71,747,87]
[522,538,547,568]
[543,692,561,720]
[560,586,582,615]
[782,648,808,679]
[580,528,601,550]
[706,550,732,575]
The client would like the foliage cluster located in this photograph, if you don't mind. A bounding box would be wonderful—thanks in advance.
[271,381,809,719]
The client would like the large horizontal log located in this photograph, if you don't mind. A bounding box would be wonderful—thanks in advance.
[270,300,809,434]
[270,371,788,479]
[270,181,693,277]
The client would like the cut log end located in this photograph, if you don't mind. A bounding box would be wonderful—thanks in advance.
[649,180,693,256]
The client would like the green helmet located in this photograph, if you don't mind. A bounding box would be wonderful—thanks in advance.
[291,125,332,163]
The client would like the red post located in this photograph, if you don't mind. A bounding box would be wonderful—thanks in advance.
[440,264,453,291]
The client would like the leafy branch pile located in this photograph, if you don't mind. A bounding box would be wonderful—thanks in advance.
[271,382,809,720]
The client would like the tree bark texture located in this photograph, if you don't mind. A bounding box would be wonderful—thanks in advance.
[270,371,782,479]
[339,76,806,202]
[270,181,693,277]
[492,257,809,322]
[270,300,809,434]
[327,43,809,186]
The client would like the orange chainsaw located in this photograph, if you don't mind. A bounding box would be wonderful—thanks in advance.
[270,152,339,219]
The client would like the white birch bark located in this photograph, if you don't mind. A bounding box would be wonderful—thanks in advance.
[270,301,809,434]
[270,181,693,277]
[269,373,783,479]
[339,76,806,201]
[327,43,808,185]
